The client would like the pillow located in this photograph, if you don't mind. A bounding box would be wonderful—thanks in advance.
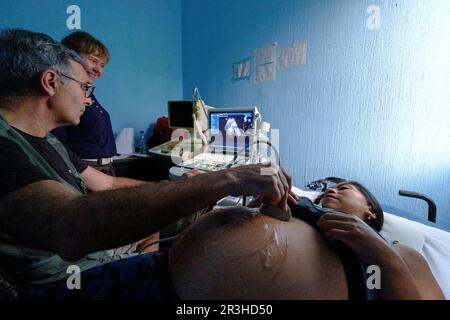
[379,212,426,253]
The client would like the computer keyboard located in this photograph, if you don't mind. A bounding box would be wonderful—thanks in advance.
[193,153,235,164]
[159,140,181,153]
[180,152,237,171]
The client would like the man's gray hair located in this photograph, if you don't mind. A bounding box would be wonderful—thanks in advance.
[0,28,83,99]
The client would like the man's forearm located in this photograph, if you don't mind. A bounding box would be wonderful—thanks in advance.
[110,176,146,189]
[81,166,146,192]
[30,170,233,260]
[1,163,289,261]
[0,172,232,261]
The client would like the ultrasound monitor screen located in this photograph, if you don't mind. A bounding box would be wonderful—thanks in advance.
[209,111,254,151]
[168,100,194,129]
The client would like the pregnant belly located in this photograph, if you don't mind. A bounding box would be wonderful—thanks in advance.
[169,206,348,299]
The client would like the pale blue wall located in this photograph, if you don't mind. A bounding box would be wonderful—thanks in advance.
[181,0,450,227]
[0,0,183,139]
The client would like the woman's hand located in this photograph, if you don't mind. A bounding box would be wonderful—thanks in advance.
[317,211,430,300]
[316,211,394,265]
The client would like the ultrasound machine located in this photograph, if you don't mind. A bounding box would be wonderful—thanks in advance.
[149,98,264,172]
[178,107,258,171]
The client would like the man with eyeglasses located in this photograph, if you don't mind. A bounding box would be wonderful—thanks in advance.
[0,29,292,299]
[59,72,96,98]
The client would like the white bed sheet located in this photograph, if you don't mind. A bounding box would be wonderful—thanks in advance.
[415,222,450,299]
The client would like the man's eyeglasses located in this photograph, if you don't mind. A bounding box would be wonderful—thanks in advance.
[59,73,95,98]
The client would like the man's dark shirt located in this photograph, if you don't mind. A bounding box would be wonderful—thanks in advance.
[0,128,87,198]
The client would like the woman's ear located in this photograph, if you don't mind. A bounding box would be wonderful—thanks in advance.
[40,69,59,96]
[364,207,377,221]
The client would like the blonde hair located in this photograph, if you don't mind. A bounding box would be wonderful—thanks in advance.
[61,31,109,63]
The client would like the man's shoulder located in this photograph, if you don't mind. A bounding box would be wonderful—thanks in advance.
[0,136,51,199]
[0,135,24,154]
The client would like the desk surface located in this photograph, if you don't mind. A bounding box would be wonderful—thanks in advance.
[113,152,149,161]
[113,155,174,181]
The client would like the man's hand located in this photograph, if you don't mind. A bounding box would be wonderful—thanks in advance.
[247,191,299,209]
[227,163,292,210]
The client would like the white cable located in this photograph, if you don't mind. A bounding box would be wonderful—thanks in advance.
[192,87,209,146]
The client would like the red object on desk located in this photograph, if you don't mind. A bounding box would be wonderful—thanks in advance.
[146,117,174,148]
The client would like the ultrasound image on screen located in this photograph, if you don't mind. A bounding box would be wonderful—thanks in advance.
[209,112,253,150]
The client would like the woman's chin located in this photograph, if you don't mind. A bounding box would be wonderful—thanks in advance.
[321,199,335,208]
[86,73,98,83]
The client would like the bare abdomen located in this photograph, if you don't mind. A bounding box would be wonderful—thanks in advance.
[169,207,348,299]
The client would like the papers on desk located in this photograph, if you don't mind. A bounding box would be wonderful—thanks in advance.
[115,128,134,154]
